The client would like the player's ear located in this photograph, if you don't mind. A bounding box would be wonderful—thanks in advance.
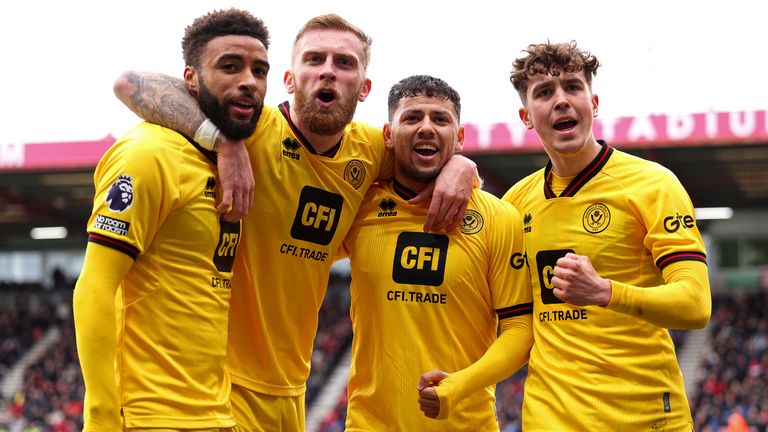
[454,125,465,153]
[592,94,599,117]
[519,107,533,130]
[358,78,372,102]
[284,70,295,94]
[383,123,394,150]
[184,66,199,96]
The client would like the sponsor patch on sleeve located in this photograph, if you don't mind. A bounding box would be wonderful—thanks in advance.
[92,214,130,236]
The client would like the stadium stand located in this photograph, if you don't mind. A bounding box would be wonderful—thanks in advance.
[690,291,768,431]
[3,281,768,431]
[0,283,82,432]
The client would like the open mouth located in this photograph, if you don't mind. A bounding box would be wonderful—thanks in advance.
[318,90,336,103]
[414,145,438,156]
[233,101,254,110]
[554,119,577,131]
[230,99,256,118]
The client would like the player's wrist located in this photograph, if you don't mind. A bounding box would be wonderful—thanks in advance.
[600,278,613,307]
[193,118,221,151]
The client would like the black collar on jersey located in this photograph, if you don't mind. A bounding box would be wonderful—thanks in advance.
[393,179,418,201]
[278,101,343,158]
[189,137,217,164]
[543,139,613,199]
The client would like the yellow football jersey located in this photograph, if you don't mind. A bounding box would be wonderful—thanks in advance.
[86,122,241,428]
[226,102,393,396]
[342,180,532,431]
[503,142,705,431]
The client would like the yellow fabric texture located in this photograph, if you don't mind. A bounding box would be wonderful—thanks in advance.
[226,104,391,399]
[75,122,239,429]
[503,145,708,431]
[434,315,533,419]
[608,260,711,329]
[74,243,133,431]
[342,182,532,431]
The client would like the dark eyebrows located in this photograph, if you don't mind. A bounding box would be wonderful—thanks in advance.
[399,108,424,118]
[216,54,270,71]
[529,80,553,94]
[429,108,452,118]
[216,53,245,64]
[563,77,584,87]
[254,59,270,71]
[398,107,453,119]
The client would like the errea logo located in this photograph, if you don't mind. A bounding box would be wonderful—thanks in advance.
[378,198,397,217]
[282,138,301,160]
[523,213,532,233]
[204,176,216,198]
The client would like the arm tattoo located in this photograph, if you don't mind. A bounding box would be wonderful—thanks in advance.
[125,72,206,140]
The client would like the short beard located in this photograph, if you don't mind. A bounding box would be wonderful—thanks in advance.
[399,161,441,185]
[293,86,358,136]
[197,80,261,140]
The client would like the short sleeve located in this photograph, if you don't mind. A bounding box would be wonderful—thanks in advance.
[87,125,181,258]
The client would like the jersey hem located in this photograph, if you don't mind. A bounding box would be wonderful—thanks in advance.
[230,373,307,397]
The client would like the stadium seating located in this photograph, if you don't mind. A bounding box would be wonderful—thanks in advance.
[2,279,766,431]
[690,291,768,431]
[0,282,82,431]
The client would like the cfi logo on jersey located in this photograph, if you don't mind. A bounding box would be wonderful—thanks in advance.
[392,232,448,286]
[105,174,134,213]
[458,209,484,235]
[344,160,366,190]
[377,198,397,217]
[582,203,610,234]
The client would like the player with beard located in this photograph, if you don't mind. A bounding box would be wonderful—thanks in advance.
[112,14,478,432]
[341,75,533,431]
[73,9,269,431]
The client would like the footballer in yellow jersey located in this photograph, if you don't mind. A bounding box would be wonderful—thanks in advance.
[342,180,532,431]
[226,101,391,398]
[339,75,533,431]
[504,41,711,432]
[504,143,707,431]
[76,122,241,429]
[74,9,268,431]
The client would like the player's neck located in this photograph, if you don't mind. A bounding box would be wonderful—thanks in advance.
[549,137,602,177]
[289,106,346,154]
[394,174,429,197]
[301,128,345,154]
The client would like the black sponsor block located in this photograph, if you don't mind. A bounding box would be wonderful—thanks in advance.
[392,232,448,286]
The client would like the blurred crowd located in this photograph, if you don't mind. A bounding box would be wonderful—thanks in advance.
[1,280,766,431]
[691,291,768,432]
[0,282,82,432]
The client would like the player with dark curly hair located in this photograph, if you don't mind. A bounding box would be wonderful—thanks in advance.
[74,8,269,430]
